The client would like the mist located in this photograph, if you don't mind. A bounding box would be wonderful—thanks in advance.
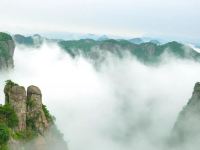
[1,42,200,150]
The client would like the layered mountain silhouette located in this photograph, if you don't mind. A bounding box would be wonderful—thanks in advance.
[13,34,200,65]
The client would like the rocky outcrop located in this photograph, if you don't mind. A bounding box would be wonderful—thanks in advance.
[172,82,200,146]
[4,81,50,134]
[0,32,15,70]
[27,85,49,134]
[2,80,68,150]
[5,85,26,131]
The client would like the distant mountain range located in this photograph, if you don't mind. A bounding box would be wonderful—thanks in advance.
[12,34,200,65]
[129,38,161,45]
[13,34,45,48]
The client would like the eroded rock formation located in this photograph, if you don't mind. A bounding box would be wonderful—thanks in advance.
[27,85,49,134]
[2,80,67,150]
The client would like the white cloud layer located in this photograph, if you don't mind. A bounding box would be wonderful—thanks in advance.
[0,43,200,149]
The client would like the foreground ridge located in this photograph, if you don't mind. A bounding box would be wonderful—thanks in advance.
[172,82,200,148]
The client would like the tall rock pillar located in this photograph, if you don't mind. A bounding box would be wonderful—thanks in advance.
[27,85,49,134]
[4,82,26,131]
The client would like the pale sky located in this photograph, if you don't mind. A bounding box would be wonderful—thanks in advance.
[0,0,200,41]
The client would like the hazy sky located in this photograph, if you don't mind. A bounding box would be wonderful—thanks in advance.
[0,0,200,41]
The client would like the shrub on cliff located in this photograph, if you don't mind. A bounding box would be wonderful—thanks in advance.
[0,104,18,128]
[0,123,9,145]
[42,104,54,123]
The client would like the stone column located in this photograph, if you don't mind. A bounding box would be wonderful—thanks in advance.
[27,86,49,134]
[9,86,26,131]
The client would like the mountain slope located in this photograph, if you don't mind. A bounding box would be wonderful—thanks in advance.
[0,33,15,70]
[171,82,200,148]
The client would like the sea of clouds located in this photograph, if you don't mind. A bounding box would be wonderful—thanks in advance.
[0,43,200,150]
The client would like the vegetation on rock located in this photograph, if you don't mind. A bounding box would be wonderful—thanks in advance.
[0,32,15,69]
[42,105,54,123]
[0,124,9,145]
[0,104,18,128]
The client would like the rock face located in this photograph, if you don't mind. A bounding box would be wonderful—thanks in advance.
[27,85,49,134]
[5,85,26,131]
[4,81,50,134]
[4,81,26,131]
[172,82,200,146]
[3,80,68,150]
[0,32,15,69]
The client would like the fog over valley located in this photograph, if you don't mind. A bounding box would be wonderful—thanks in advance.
[0,0,200,149]
[1,41,200,149]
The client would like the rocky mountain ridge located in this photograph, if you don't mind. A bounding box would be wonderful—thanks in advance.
[59,40,200,64]
[13,34,200,64]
